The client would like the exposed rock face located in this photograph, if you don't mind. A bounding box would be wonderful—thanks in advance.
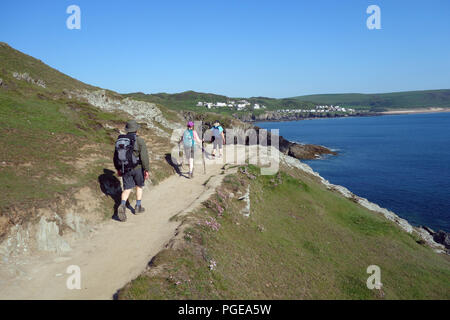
[0,224,31,259]
[36,217,71,253]
[238,186,251,217]
[433,231,450,249]
[419,227,450,251]
[12,72,46,88]
[288,143,337,160]
[225,125,337,161]
[259,127,337,160]
[69,89,180,137]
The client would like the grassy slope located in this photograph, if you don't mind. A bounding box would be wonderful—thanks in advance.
[292,90,450,110]
[0,42,96,94]
[118,164,450,300]
[0,43,175,237]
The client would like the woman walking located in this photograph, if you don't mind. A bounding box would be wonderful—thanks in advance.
[180,121,203,178]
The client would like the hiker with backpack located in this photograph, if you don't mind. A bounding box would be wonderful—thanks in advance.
[210,120,225,158]
[179,121,203,179]
[113,120,150,222]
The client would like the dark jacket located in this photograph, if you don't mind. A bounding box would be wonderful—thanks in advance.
[114,134,150,172]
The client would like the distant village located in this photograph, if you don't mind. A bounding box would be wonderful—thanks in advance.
[276,105,356,114]
[196,100,356,114]
[196,100,266,111]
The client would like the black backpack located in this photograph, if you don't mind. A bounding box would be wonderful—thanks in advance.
[115,134,140,173]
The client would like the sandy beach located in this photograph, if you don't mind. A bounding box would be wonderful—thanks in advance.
[380,107,450,115]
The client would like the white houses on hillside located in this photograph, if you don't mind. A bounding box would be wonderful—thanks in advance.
[196,99,265,111]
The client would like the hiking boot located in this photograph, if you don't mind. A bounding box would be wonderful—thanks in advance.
[189,171,194,179]
[117,204,127,222]
[135,205,145,215]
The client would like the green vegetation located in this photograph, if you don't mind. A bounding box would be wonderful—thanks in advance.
[292,90,450,111]
[0,42,176,237]
[0,89,126,219]
[118,164,450,299]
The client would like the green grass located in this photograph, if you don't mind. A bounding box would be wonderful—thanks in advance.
[0,89,129,225]
[118,164,450,300]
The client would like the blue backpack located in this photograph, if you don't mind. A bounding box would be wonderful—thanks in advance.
[183,129,195,147]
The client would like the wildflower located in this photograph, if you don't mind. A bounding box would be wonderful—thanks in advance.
[209,259,217,270]
[204,217,221,231]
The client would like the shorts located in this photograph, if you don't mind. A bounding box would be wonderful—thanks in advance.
[184,145,195,159]
[122,167,145,190]
[213,136,223,149]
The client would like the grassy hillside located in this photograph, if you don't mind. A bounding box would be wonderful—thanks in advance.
[126,88,450,115]
[0,43,175,240]
[118,164,450,300]
[125,91,316,116]
[293,90,450,111]
[0,42,97,94]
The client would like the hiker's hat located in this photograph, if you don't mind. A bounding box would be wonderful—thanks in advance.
[187,121,194,127]
[125,120,140,133]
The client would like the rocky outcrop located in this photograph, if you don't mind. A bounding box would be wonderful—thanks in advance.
[36,216,71,253]
[68,89,180,137]
[288,143,337,160]
[256,126,337,160]
[420,227,450,250]
[433,231,450,249]
[12,72,46,88]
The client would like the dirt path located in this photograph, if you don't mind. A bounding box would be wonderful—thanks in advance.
[0,157,229,300]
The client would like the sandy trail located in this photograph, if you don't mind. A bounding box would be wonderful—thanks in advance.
[0,155,229,300]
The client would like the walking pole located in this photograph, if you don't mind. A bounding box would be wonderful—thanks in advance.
[202,140,206,174]
[178,141,184,170]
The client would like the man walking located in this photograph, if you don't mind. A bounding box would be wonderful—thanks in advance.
[114,120,150,222]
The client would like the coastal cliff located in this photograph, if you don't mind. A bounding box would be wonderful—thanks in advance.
[234,110,378,122]
[180,110,338,160]
[118,146,450,300]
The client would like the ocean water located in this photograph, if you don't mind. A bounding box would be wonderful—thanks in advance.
[256,112,450,232]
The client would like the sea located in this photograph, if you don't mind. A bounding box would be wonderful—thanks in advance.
[256,112,450,232]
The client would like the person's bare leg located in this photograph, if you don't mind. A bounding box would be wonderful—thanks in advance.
[121,189,132,202]
[136,186,143,201]
[189,158,194,177]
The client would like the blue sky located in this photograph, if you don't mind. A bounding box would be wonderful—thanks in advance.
[1,0,449,98]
